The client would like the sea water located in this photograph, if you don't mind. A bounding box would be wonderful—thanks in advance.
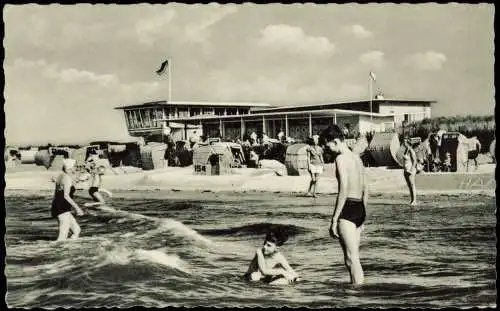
[5,191,496,308]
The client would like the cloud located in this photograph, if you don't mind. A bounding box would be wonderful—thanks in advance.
[134,9,177,45]
[13,58,119,87]
[184,5,238,43]
[258,24,335,57]
[5,58,163,144]
[348,24,373,39]
[403,51,447,71]
[359,50,384,68]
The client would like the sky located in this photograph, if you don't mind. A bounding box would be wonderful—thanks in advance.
[3,3,495,145]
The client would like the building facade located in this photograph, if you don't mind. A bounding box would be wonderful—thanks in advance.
[114,101,269,141]
[116,98,436,142]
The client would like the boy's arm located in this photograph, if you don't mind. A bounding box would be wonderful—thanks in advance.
[63,176,83,214]
[277,253,298,278]
[332,156,348,222]
[256,249,285,276]
[363,174,369,206]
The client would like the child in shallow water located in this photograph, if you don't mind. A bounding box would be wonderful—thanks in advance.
[244,231,299,285]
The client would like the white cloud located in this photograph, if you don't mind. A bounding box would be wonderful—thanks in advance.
[184,5,238,43]
[258,24,335,57]
[135,9,177,45]
[13,59,120,87]
[348,24,373,39]
[403,51,447,71]
[5,58,163,144]
[359,50,385,68]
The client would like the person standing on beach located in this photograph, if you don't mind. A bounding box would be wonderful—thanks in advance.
[402,137,418,205]
[468,136,481,170]
[306,135,324,198]
[321,125,367,285]
[51,159,84,241]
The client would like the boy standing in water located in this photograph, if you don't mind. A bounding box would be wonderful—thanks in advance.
[322,125,367,286]
[244,231,299,285]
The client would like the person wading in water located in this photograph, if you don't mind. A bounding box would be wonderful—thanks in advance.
[321,125,367,285]
[51,159,84,241]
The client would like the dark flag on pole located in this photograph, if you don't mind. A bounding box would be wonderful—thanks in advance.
[156,59,169,76]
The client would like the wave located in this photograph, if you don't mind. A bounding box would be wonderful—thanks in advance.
[89,204,214,247]
[96,243,190,274]
[198,222,310,238]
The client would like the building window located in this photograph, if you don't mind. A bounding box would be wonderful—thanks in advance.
[138,109,151,128]
[127,110,142,129]
[190,108,201,117]
[178,107,189,118]
[384,122,395,131]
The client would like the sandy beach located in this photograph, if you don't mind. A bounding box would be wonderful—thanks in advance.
[5,161,496,197]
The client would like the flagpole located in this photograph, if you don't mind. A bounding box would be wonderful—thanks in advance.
[168,58,172,103]
[369,73,373,124]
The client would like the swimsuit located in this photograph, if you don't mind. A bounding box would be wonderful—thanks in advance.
[403,150,416,174]
[51,186,76,218]
[339,198,366,228]
[89,174,101,200]
[89,186,99,200]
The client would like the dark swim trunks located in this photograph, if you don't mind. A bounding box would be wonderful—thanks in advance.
[468,150,479,159]
[339,198,366,228]
[51,186,76,218]
[89,186,99,200]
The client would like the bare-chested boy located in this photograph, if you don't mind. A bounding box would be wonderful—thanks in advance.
[321,125,367,285]
[244,231,299,285]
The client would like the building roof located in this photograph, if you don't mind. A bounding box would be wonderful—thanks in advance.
[161,108,395,123]
[251,98,437,112]
[115,100,271,110]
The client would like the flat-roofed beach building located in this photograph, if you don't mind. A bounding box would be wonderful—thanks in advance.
[158,98,436,141]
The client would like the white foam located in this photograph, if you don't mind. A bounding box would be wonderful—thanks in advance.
[158,219,213,245]
[90,204,213,246]
[134,249,190,274]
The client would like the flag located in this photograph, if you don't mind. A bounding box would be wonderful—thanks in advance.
[369,71,376,81]
[156,59,169,76]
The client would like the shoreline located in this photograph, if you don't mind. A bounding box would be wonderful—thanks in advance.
[4,163,496,198]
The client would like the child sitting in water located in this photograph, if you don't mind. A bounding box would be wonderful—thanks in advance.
[244,231,299,285]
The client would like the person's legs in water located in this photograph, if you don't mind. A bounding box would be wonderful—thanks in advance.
[93,191,105,204]
[89,187,105,203]
[68,214,81,239]
[56,212,72,241]
[338,219,364,285]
